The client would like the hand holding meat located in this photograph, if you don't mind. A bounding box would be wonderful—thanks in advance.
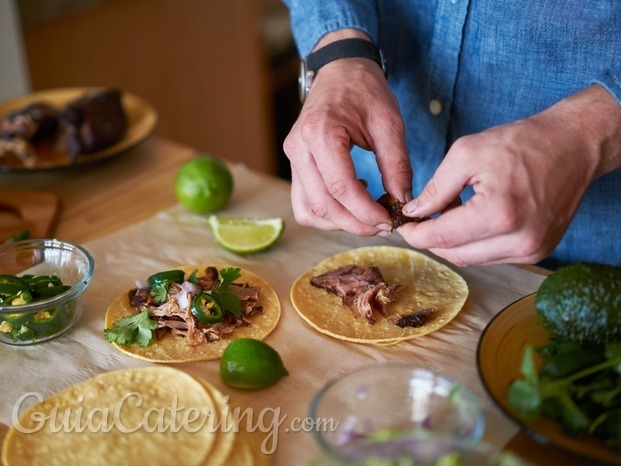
[283,32,413,237]
[399,85,621,266]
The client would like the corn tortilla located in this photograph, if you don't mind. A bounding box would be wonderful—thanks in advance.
[193,378,236,466]
[2,367,216,466]
[194,377,271,466]
[105,265,281,363]
[291,246,468,345]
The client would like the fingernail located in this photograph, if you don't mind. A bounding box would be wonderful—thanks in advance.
[403,199,419,216]
[376,230,391,238]
[376,223,393,232]
[404,191,414,203]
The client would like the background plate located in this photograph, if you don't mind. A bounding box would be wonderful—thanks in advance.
[477,293,621,465]
[0,87,157,172]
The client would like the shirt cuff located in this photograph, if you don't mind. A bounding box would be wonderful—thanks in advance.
[283,0,379,58]
[595,66,621,106]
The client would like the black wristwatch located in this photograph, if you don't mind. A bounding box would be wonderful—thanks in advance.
[298,38,387,103]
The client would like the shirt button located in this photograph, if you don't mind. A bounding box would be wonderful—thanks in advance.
[429,99,443,116]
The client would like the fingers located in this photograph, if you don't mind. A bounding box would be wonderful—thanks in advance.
[427,231,551,266]
[290,169,338,231]
[402,143,474,218]
[284,58,412,235]
[370,107,413,203]
[441,196,462,213]
[399,195,507,250]
[307,123,394,231]
[288,147,389,235]
[400,205,550,267]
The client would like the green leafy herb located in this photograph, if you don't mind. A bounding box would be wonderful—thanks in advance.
[509,341,621,447]
[209,267,244,318]
[150,280,170,302]
[104,310,157,348]
[4,230,30,244]
[218,267,242,291]
[213,292,243,317]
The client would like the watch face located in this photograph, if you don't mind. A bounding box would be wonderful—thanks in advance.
[298,60,307,103]
[298,60,314,103]
[298,60,308,103]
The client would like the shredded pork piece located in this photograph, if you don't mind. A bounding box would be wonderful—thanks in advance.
[390,308,437,328]
[311,264,405,324]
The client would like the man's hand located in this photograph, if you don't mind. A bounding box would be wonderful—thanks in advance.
[399,85,621,266]
[283,30,413,236]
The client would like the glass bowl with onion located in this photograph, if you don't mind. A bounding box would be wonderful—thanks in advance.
[0,239,94,345]
[309,365,491,465]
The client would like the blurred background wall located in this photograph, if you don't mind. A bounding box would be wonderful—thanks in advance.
[3,0,300,178]
[0,0,31,100]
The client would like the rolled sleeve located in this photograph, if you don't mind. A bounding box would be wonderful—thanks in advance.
[595,65,621,106]
[283,0,378,57]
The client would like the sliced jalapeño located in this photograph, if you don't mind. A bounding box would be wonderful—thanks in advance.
[10,325,36,342]
[191,292,223,324]
[29,308,63,337]
[147,270,185,287]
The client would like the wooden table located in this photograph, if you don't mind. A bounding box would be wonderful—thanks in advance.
[0,137,593,465]
[0,138,195,244]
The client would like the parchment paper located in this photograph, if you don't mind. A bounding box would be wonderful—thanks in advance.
[0,165,546,465]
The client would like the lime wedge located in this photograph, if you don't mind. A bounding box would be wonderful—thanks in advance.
[208,216,285,254]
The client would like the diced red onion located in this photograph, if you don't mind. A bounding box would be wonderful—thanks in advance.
[177,292,190,310]
[181,281,202,296]
[135,280,150,290]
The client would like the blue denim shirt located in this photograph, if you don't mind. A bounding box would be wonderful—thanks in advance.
[284,0,621,266]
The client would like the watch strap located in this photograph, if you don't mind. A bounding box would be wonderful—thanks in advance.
[305,38,386,74]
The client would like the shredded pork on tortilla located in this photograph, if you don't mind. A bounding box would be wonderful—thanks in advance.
[128,267,262,346]
[310,264,404,324]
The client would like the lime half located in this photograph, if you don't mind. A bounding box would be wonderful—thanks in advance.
[220,338,288,389]
[208,216,284,254]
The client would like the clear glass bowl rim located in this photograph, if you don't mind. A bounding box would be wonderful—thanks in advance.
[0,238,95,315]
[309,364,486,459]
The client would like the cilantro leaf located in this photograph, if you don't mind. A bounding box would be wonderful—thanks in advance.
[509,379,542,420]
[218,267,242,291]
[520,345,539,384]
[213,292,243,318]
[104,310,157,348]
[4,229,30,244]
[555,390,591,435]
[150,280,170,302]
[511,340,621,447]
[205,267,245,319]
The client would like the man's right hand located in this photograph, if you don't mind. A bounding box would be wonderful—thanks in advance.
[283,30,413,237]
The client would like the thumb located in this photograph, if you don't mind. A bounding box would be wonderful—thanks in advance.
[373,123,413,203]
[403,161,468,218]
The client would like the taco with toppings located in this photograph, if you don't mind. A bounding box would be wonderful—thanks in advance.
[104,265,280,362]
[290,246,468,345]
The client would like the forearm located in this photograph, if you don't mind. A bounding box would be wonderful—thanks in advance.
[532,84,621,180]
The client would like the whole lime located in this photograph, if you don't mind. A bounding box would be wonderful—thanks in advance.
[175,155,233,213]
[220,338,288,389]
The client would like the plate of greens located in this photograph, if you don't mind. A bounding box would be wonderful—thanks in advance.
[477,292,621,465]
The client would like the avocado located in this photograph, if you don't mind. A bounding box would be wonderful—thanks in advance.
[535,263,621,346]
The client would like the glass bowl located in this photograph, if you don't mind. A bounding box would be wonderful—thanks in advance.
[309,438,532,466]
[0,239,94,345]
[309,366,485,464]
